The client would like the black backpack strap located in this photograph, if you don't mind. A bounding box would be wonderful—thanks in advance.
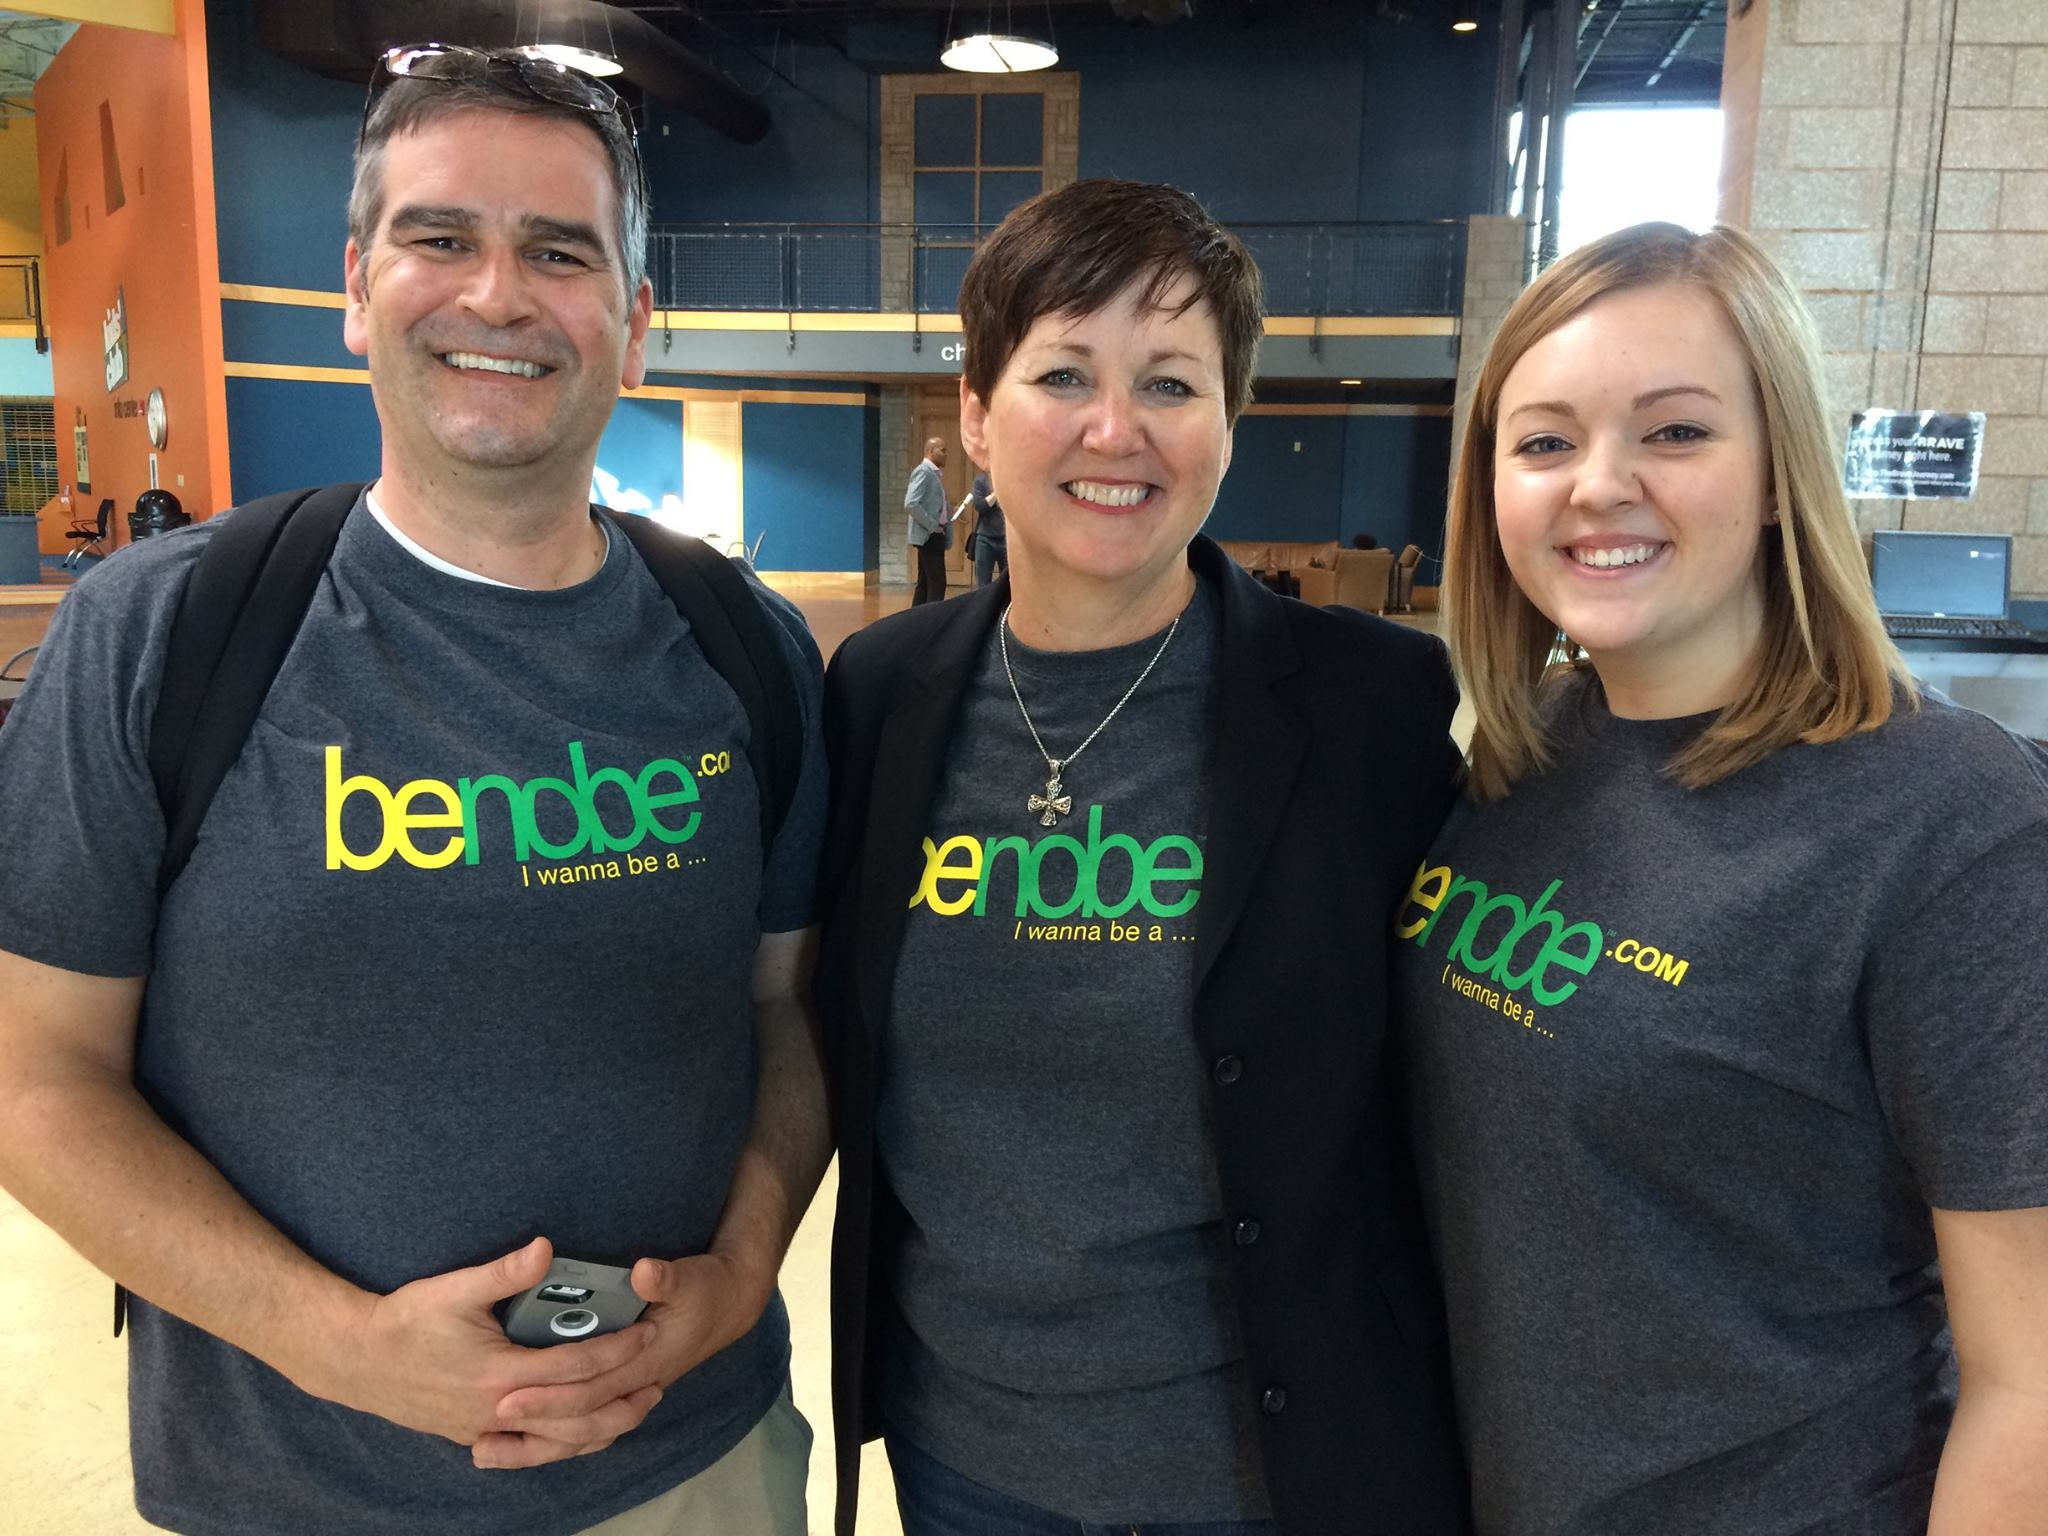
[150,483,364,899]
[600,510,803,858]
[122,482,361,1337]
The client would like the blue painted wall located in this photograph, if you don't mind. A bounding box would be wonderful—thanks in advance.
[649,38,877,226]
[742,401,867,572]
[207,0,361,292]
[0,336,52,396]
[1209,413,1452,554]
[225,377,379,497]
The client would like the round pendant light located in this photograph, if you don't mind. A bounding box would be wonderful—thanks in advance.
[941,33,1059,73]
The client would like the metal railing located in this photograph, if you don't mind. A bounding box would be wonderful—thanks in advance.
[0,256,45,352]
[647,221,1465,318]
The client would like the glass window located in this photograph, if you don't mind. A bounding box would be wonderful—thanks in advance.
[916,171,977,231]
[915,95,976,166]
[979,94,1043,166]
[979,171,1043,233]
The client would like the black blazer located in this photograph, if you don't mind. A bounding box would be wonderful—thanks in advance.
[815,536,1471,1535]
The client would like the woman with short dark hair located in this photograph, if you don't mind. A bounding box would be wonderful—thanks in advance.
[813,179,1472,1536]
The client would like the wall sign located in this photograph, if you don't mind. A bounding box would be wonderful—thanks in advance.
[1843,410,1984,500]
[103,286,129,393]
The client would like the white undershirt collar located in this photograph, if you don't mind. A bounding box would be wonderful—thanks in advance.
[363,486,607,590]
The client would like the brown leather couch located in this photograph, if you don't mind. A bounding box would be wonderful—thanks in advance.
[1296,545,1396,613]
[1216,540,1343,580]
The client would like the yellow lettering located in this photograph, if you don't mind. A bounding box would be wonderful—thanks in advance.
[921,835,985,915]
[1396,863,1453,940]
[1632,944,1662,974]
[1613,937,1639,965]
[325,746,398,871]
[391,779,466,869]
[1655,953,1689,986]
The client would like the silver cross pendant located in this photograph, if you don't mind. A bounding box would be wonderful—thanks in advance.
[1028,763,1072,827]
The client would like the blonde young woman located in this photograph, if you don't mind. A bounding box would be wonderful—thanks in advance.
[1400,222,2048,1533]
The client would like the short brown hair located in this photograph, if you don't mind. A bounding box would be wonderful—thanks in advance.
[958,179,1264,422]
[349,57,648,299]
[1448,221,1913,800]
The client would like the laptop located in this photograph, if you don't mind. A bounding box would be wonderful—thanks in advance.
[1871,530,2029,640]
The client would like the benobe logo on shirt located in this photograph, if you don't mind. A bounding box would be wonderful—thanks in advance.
[325,741,718,871]
[1398,862,1689,1006]
[910,804,1201,919]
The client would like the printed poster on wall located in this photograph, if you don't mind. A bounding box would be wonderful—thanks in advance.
[103,287,129,393]
[1842,410,1984,500]
[73,423,90,492]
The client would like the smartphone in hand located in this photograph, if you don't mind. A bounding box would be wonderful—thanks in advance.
[500,1258,648,1347]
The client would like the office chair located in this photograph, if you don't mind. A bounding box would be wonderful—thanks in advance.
[63,497,115,568]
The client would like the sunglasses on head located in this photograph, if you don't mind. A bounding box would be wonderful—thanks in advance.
[362,43,636,144]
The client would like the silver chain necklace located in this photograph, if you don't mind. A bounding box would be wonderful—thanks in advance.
[998,603,1182,826]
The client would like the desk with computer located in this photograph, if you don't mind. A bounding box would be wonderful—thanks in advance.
[1874,530,2048,742]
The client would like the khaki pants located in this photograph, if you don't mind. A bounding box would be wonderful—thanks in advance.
[575,1383,811,1536]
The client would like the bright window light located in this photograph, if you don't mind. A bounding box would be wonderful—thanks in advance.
[1557,108,1722,255]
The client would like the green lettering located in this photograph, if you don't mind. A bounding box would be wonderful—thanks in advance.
[1144,835,1202,918]
[517,777,588,860]
[1450,887,1526,973]
[1496,880,1567,991]
[458,773,522,865]
[636,758,701,845]
[1421,873,1489,947]
[1530,921,1601,1006]
[570,740,646,854]
[1079,805,1148,919]
[979,836,1033,917]
[1025,834,1087,919]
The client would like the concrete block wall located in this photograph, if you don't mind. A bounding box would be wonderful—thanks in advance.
[876,385,912,585]
[1451,214,1529,465]
[1729,0,2048,595]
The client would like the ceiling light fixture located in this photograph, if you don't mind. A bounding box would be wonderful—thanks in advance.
[1451,1,1480,31]
[512,0,625,78]
[514,42,625,77]
[943,3,1059,74]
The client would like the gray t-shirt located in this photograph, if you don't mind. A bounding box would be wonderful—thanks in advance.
[876,576,1272,1523]
[0,499,826,1536]
[1399,672,2048,1535]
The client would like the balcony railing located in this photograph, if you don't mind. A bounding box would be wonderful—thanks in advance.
[648,221,1465,318]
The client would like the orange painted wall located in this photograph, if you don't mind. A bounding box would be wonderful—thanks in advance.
[35,0,229,555]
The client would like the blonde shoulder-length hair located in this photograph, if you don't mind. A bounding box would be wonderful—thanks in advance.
[1448,221,1914,802]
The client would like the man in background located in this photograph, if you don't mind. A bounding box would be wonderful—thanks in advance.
[968,468,1005,588]
[905,436,951,605]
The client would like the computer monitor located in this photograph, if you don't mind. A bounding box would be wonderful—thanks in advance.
[1869,530,2010,620]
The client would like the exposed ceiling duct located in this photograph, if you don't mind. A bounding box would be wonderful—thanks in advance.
[252,0,770,144]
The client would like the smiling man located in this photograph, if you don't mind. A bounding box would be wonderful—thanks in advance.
[0,46,829,1536]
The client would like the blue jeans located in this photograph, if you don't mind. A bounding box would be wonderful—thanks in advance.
[974,537,1005,589]
[886,1432,1279,1536]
